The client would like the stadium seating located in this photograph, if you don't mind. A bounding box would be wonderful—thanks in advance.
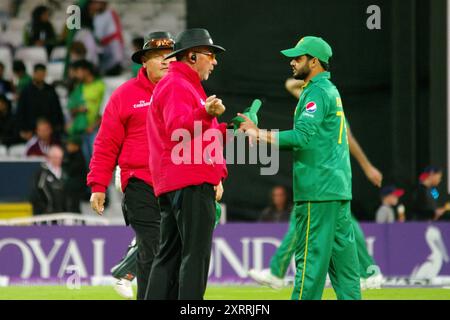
[0,145,7,158]
[46,61,65,82]
[49,46,67,62]
[15,46,48,74]
[0,46,12,79]
[7,144,26,158]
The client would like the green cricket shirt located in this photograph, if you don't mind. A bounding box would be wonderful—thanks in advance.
[276,71,352,202]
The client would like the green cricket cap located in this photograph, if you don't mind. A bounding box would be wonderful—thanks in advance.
[281,36,333,63]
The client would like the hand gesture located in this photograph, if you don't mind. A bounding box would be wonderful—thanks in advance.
[205,95,226,117]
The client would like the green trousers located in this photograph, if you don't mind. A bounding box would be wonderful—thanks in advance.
[290,201,361,300]
[352,217,377,278]
[270,211,298,278]
[270,211,376,281]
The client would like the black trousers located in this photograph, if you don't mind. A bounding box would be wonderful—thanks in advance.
[122,178,160,300]
[145,183,216,300]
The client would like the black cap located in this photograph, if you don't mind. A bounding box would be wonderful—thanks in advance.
[164,28,225,60]
[131,31,175,64]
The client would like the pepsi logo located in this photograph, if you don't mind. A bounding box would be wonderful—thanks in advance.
[305,101,317,113]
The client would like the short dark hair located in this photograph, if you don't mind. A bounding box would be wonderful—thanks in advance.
[71,59,96,75]
[34,63,46,72]
[305,54,329,71]
[0,94,10,106]
[13,60,26,73]
[36,117,51,127]
[70,41,87,56]
[0,94,12,113]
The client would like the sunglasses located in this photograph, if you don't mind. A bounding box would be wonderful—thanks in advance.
[143,38,175,50]
[193,51,216,61]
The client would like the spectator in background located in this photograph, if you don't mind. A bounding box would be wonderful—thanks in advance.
[24,5,57,55]
[375,185,405,223]
[0,94,16,147]
[70,5,99,67]
[25,118,60,157]
[12,60,32,98]
[131,36,144,77]
[259,185,292,222]
[16,63,65,141]
[63,135,87,213]
[66,63,87,140]
[30,145,65,215]
[69,41,88,62]
[73,35,99,68]
[411,166,450,221]
[71,59,105,165]
[0,62,13,98]
[61,0,96,77]
[89,0,125,75]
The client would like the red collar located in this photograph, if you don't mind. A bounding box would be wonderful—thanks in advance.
[169,61,201,85]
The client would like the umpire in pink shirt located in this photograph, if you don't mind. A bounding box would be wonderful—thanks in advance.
[145,28,228,300]
[87,32,175,299]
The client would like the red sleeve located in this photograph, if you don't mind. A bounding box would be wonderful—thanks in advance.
[87,93,125,192]
[162,82,214,135]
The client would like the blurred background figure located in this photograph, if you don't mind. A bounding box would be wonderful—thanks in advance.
[0,94,16,148]
[16,63,64,142]
[30,145,65,216]
[25,118,60,157]
[12,60,31,99]
[89,0,125,75]
[130,36,144,78]
[0,62,13,98]
[23,5,56,55]
[259,185,292,222]
[71,59,105,165]
[375,185,405,223]
[411,166,450,221]
[71,4,99,67]
[69,41,88,63]
[62,136,87,214]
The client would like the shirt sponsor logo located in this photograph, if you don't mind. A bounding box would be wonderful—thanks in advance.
[305,101,317,113]
[133,100,151,108]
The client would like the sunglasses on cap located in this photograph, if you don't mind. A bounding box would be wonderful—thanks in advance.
[143,38,175,50]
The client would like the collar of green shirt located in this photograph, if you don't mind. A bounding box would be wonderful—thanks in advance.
[310,71,331,83]
[302,71,331,90]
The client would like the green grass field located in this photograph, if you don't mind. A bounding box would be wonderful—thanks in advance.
[0,286,449,300]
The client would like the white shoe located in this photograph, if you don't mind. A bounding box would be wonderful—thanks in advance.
[248,269,284,290]
[114,278,134,299]
[364,274,384,290]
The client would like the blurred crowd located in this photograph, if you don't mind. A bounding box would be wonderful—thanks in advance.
[0,1,146,216]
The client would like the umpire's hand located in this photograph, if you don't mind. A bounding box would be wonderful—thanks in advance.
[205,95,226,117]
[214,181,224,201]
[90,192,106,215]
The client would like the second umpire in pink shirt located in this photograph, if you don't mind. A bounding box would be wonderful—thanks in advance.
[145,28,228,300]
